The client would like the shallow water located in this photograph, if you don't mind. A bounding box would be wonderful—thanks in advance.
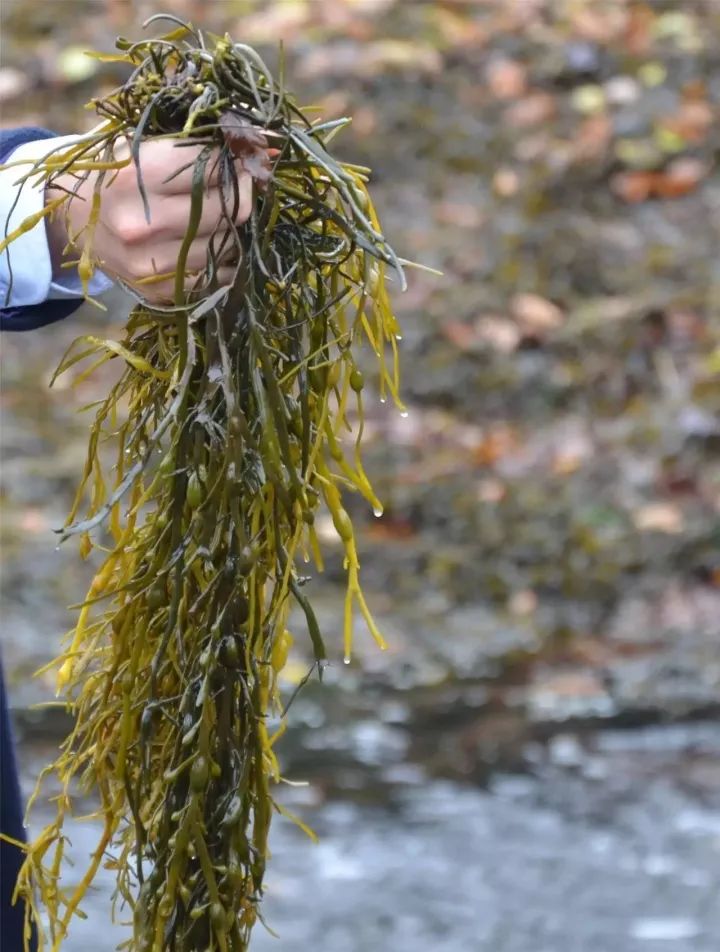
[18,721,720,952]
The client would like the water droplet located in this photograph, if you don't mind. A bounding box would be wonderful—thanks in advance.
[373,507,384,518]
[54,545,61,553]
[399,410,409,418]
[395,334,403,341]
[125,448,131,454]
[379,397,386,404]
[343,655,352,665]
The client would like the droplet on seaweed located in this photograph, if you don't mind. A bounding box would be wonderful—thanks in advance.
[343,655,351,665]
[395,334,403,341]
[373,507,384,518]
[379,397,386,404]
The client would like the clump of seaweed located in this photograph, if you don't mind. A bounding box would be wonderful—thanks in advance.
[2,14,410,951]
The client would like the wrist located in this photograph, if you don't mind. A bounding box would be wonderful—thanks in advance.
[45,173,88,280]
[45,192,70,280]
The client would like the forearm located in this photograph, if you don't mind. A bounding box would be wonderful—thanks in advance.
[45,197,71,282]
[2,130,257,327]
[0,132,112,314]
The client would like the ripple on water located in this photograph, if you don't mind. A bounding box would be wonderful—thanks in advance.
[629,918,701,942]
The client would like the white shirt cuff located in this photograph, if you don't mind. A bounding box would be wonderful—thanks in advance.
[1,135,113,308]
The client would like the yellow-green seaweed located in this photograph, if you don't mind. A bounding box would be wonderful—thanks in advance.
[3,14,407,951]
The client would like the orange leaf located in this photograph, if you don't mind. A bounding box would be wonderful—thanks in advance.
[653,158,708,199]
[611,171,654,203]
[441,320,480,352]
[366,516,416,541]
[486,58,527,100]
[511,293,564,335]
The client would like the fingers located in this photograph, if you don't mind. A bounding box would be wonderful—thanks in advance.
[214,266,238,288]
[236,172,253,224]
[180,236,238,273]
[101,177,254,249]
[126,138,256,198]
[155,143,226,195]
[126,264,239,305]
[153,184,252,240]
[113,138,225,194]
[77,136,260,305]
[100,231,236,282]
[99,223,239,303]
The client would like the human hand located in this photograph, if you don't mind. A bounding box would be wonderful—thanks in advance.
[46,138,254,304]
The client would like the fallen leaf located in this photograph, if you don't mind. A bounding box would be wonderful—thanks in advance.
[572,6,628,43]
[474,315,521,353]
[529,670,609,704]
[661,100,714,144]
[508,589,538,616]
[505,91,556,128]
[638,61,667,88]
[511,293,565,335]
[552,453,583,476]
[365,514,416,541]
[441,320,479,352]
[19,508,48,534]
[610,160,707,203]
[611,170,654,203]
[604,75,641,106]
[667,308,705,344]
[572,114,612,162]
[614,137,661,169]
[477,477,506,504]
[493,167,520,197]
[0,67,25,103]
[434,201,484,229]
[473,426,518,466]
[219,112,272,185]
[625,4,654,57]
[570,84,606,115]
[431,7,487,49]
[235,3,309,43]
[352,105,377,138]
[653,157,708,198]
[298,39,441,80]
[562,636,614,667]
[486,58,527,100]
[633,502,684,534]
[317,90,351,119]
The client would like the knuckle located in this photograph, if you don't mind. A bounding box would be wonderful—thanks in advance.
[115,213,150,247]
[118,223,145,247]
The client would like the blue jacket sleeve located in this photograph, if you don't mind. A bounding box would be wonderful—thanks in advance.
[0,127,84,332]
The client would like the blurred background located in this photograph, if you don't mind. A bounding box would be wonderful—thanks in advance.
[2,1,720,949]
